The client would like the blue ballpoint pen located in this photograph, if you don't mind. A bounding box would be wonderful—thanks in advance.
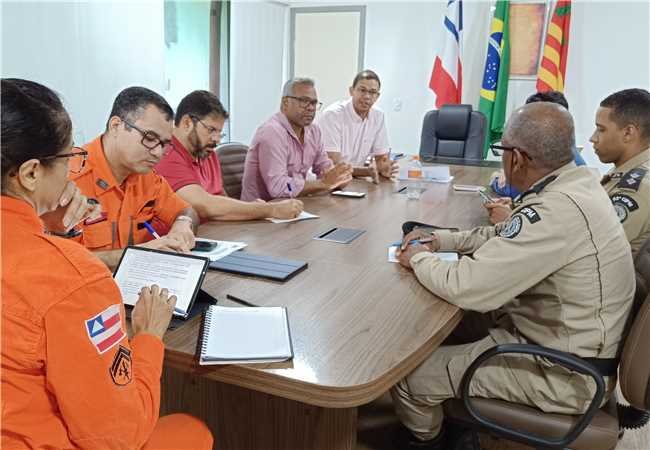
[287,182,293,195]
[390,238,434,247]
[142,221,161,239]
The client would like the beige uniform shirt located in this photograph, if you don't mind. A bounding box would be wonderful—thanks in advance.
[601,148,650,255]
[410,163,635,359]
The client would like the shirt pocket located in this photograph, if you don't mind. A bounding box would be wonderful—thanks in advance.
[82,221,114,250]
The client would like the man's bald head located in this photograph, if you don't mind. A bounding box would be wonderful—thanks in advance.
[502,102,575,170]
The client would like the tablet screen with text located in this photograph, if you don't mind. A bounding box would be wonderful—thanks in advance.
[113,247,209,319]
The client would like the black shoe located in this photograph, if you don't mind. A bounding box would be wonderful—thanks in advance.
[393,424,446,450]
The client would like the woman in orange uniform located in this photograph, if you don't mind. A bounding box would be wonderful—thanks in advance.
[1,78,213,449]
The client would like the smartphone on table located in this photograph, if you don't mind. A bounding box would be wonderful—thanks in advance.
[192,240,219,252]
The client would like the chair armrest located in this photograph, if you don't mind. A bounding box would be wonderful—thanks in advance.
[459,343,607,449]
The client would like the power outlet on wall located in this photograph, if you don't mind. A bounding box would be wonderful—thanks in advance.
[393,98,403,112]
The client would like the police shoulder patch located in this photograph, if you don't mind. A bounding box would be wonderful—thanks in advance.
[616,167,647,192]
[611,194,639,223]
[499,215,523,239]
[110,345,132,386]
[517,206,541,224]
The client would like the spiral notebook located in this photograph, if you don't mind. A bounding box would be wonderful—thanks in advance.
[198,305,293,365]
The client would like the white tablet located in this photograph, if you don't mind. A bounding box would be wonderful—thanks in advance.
[113,246,210,319]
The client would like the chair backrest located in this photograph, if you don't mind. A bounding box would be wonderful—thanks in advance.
[619,237,650,411]
[216,142,248,199]
[419,104,486,163]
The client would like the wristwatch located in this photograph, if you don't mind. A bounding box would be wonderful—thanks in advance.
[175,215,194,225]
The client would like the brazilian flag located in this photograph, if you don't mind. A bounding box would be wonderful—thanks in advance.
[479,0,510,158]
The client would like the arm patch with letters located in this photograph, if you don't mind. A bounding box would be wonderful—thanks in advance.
[611,194,639,223]
[517,206,541,224]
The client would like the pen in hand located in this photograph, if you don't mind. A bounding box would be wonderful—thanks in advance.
[287,182,293,196]
[394,237,435,249]
[142,221,161,239]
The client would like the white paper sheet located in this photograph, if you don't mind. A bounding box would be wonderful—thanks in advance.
[388,246,459,263]
[191,238,247,261]
[266,211,319,224]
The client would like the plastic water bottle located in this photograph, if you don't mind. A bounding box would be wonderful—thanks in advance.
[406,156,422,200]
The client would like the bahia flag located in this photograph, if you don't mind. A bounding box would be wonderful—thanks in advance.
[429,0,463,108]
[536,0,572,92]
[479,0,510,158]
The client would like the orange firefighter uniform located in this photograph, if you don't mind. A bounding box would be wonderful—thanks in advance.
[71,136,189,250]
[1,196,213,449]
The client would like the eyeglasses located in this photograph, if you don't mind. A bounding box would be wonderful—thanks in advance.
[41,147,88,173]
[355,87,380,97]
[285,96,323,111]
[190,115,226,140]
[122,118,171,153]
[490,144,532,160]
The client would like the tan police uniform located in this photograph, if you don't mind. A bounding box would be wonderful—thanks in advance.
[390,162,635,441]
[601,148,650,255]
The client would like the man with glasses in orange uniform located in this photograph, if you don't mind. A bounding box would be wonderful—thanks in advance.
[318,70,398,183]
[72,87,199,269]
[156,90,304,221]
[241,78,353,201]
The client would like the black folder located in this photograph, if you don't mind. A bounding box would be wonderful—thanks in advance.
[209,252,307,281]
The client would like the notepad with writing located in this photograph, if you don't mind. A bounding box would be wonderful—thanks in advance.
[198,305,293,365]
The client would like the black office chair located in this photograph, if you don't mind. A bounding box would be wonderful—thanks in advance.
[216,142,248,199]
[419,104,486,164]
[442,237,650,450]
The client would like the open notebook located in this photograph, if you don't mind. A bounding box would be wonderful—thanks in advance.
[198,305,293,365]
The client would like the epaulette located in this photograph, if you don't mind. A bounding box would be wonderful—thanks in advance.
[616,167,648,192]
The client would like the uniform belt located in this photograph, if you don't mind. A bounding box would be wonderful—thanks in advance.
[581,357,619,377]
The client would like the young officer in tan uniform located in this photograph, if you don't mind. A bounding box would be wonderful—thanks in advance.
[393,103,635,450]
[591,88,650,255]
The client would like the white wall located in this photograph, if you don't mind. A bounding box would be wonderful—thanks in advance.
[1,1,166,144]
[563,0,650,172]
[230,1,289,145]
[164,1,211,111]
[281,0,650,169]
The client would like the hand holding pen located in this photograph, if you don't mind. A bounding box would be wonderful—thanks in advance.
[139,221,188,253]
[399,229,441,251]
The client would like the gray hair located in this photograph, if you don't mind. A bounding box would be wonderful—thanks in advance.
[502,102,575,170]
[281,77,315,97]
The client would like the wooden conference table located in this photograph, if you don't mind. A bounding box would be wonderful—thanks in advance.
[160,164,497,450]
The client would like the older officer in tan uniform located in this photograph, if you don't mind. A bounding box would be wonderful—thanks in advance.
[392,102,635,450]
[591,88,650,255]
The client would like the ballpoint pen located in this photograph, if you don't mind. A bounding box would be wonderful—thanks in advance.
[226,294,259,308]
[391,237,435,247]
[142,221,161,239]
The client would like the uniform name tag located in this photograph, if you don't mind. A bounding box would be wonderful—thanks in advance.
[96,178,110,190]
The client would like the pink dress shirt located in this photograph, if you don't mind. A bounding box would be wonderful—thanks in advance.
[241,112,334,201]
[317,99,390,166]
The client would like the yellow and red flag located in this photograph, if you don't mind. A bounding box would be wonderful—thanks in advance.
[536,0,571,92]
